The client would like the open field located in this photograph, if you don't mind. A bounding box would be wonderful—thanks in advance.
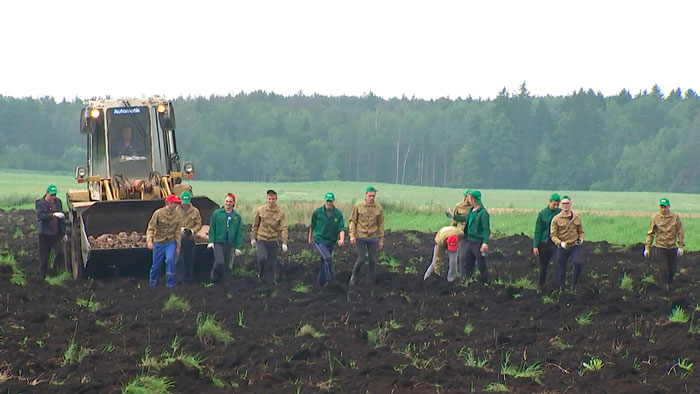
[2,170,699,248]
[1,209,700,393]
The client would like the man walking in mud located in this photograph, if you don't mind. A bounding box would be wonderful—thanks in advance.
[446,189,471,277]
[146,193,182,287]
[349,186,385,286]
[532,193,562,290]
[308,192,346,287]
[251,190,288,285]
[35,184,66,278]
[451,190,491,283]
[176,191,202,284]
[423,225,464,282]
[549,196,584,291]
[208,193,243,283]
[644,198,684,291]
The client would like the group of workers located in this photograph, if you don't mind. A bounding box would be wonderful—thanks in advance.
[35,184,685,291]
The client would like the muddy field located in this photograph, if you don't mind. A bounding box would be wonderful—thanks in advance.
[1,209,700,393]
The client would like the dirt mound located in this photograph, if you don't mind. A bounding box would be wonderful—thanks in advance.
[1,209,699,393]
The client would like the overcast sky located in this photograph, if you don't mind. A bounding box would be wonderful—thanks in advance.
[1,0,698,100]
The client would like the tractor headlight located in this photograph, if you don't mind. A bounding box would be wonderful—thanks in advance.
[157,104,167,113]
[75,166,87,181]
[183,163,194,174]
[90,108,101,119]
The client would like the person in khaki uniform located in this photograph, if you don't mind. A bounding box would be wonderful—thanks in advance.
[549,195,584,290]
[147,193,183,287]
[644,198,684,290]
[447,189,471,277]
[423,226,464,282]
[251,189,288,284]
[348,186,385,285]
[175,191,202,285]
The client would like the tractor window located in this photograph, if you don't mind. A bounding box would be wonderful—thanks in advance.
[90,118,107,177]
[107,106,153,179]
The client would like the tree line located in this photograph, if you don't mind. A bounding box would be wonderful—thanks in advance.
[1,83,699,193]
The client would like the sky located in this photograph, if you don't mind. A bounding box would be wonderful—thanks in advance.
[1,0,698,101]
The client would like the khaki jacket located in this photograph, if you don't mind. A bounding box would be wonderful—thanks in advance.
[349,200,385,242]
[549,210,584,246]
[177,204,203,236]
[451,200,471,231]
[251,204,288,243]
[146,206,182,249]
[645,211,684,250]
[433,226,464,272]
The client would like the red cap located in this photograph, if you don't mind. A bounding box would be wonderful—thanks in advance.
[226,192,236,201]
[165,193,181,203]
[446,235,458,251]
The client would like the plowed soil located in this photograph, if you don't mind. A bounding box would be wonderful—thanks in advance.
[1,209,700,393]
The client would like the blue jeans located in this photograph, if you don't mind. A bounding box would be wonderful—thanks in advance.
[313,242,335,286]
[555,245,582,288]
[150,240,177,287]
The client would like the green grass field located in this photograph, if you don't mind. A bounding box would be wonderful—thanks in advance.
[2,170,698,249]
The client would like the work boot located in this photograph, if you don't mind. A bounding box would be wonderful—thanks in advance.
[348,274,356,286]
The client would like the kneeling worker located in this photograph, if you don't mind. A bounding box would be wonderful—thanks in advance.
[423,226,464,282]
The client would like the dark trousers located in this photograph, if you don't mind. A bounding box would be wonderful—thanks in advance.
[555,245,583,288]
[656,247,678,286]
[38,234,64,278]
[313,242,335,286]
[537,241,558,287]
[211,243,232,283]
[176,237,196,284]
[352,239,378,283]
[464,240,489,283]
[257,240,279,284]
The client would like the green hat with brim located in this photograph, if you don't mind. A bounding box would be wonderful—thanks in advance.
[366,186,378,193]
[46,184,58,195]
[464,189,471,196]
[550,193,561,201]
[471,190,482,203]
[324,192,335,201]
[180,191,192,204]
[659,198,670,206]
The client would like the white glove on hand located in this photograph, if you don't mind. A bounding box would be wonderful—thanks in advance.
[62,234,68,242]
[234,249,242,256]
[207,243,214,249]
[643,249,650,258]
[423,264,434,280]
[251,238,257,247]
[181,227,186,235]
[576,238,583,246]
[677,248,684,257]
[560,242,567,249]
[53,212,65,219]
[445,211,454,219]
[282,244,288,252]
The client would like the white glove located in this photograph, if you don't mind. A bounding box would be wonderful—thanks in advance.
[282,244,288,252]
[678,248,684,257]
[560,242,567,249]
[181,227,186,235]
[445,211,454,219]
[643,249,650,258]
[251,238,257,247]
[234,249,242,256]
[53,212,65,219]
[423,264,434,280]
[62,234,68,242]
[576,238,583,246]
[207,243,214,249]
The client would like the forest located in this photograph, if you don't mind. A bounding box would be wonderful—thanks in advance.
[1,83,699,192]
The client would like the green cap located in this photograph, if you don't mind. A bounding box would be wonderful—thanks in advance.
[550,193,561,201]
[464,189,471,196]
[471,190,482,202]
[324,192,335,201]
[46,184,58,195]
[561,195,571,201]
[180,191,192,204]
[659,198,670,206]
[366,186,378,193]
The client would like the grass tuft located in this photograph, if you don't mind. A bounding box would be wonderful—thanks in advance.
[669,306,690,323]
[162,294,191,312]
[45,271,72,287]
[121,375,175,394]
[196,313,234,345]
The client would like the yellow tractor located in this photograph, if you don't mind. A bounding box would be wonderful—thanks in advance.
[66,97,218,279]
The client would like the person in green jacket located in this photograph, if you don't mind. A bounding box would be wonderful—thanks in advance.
[207,193,243,283]
[532,193,562,290]
[449,190,491,283]
[308,192,346,287]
